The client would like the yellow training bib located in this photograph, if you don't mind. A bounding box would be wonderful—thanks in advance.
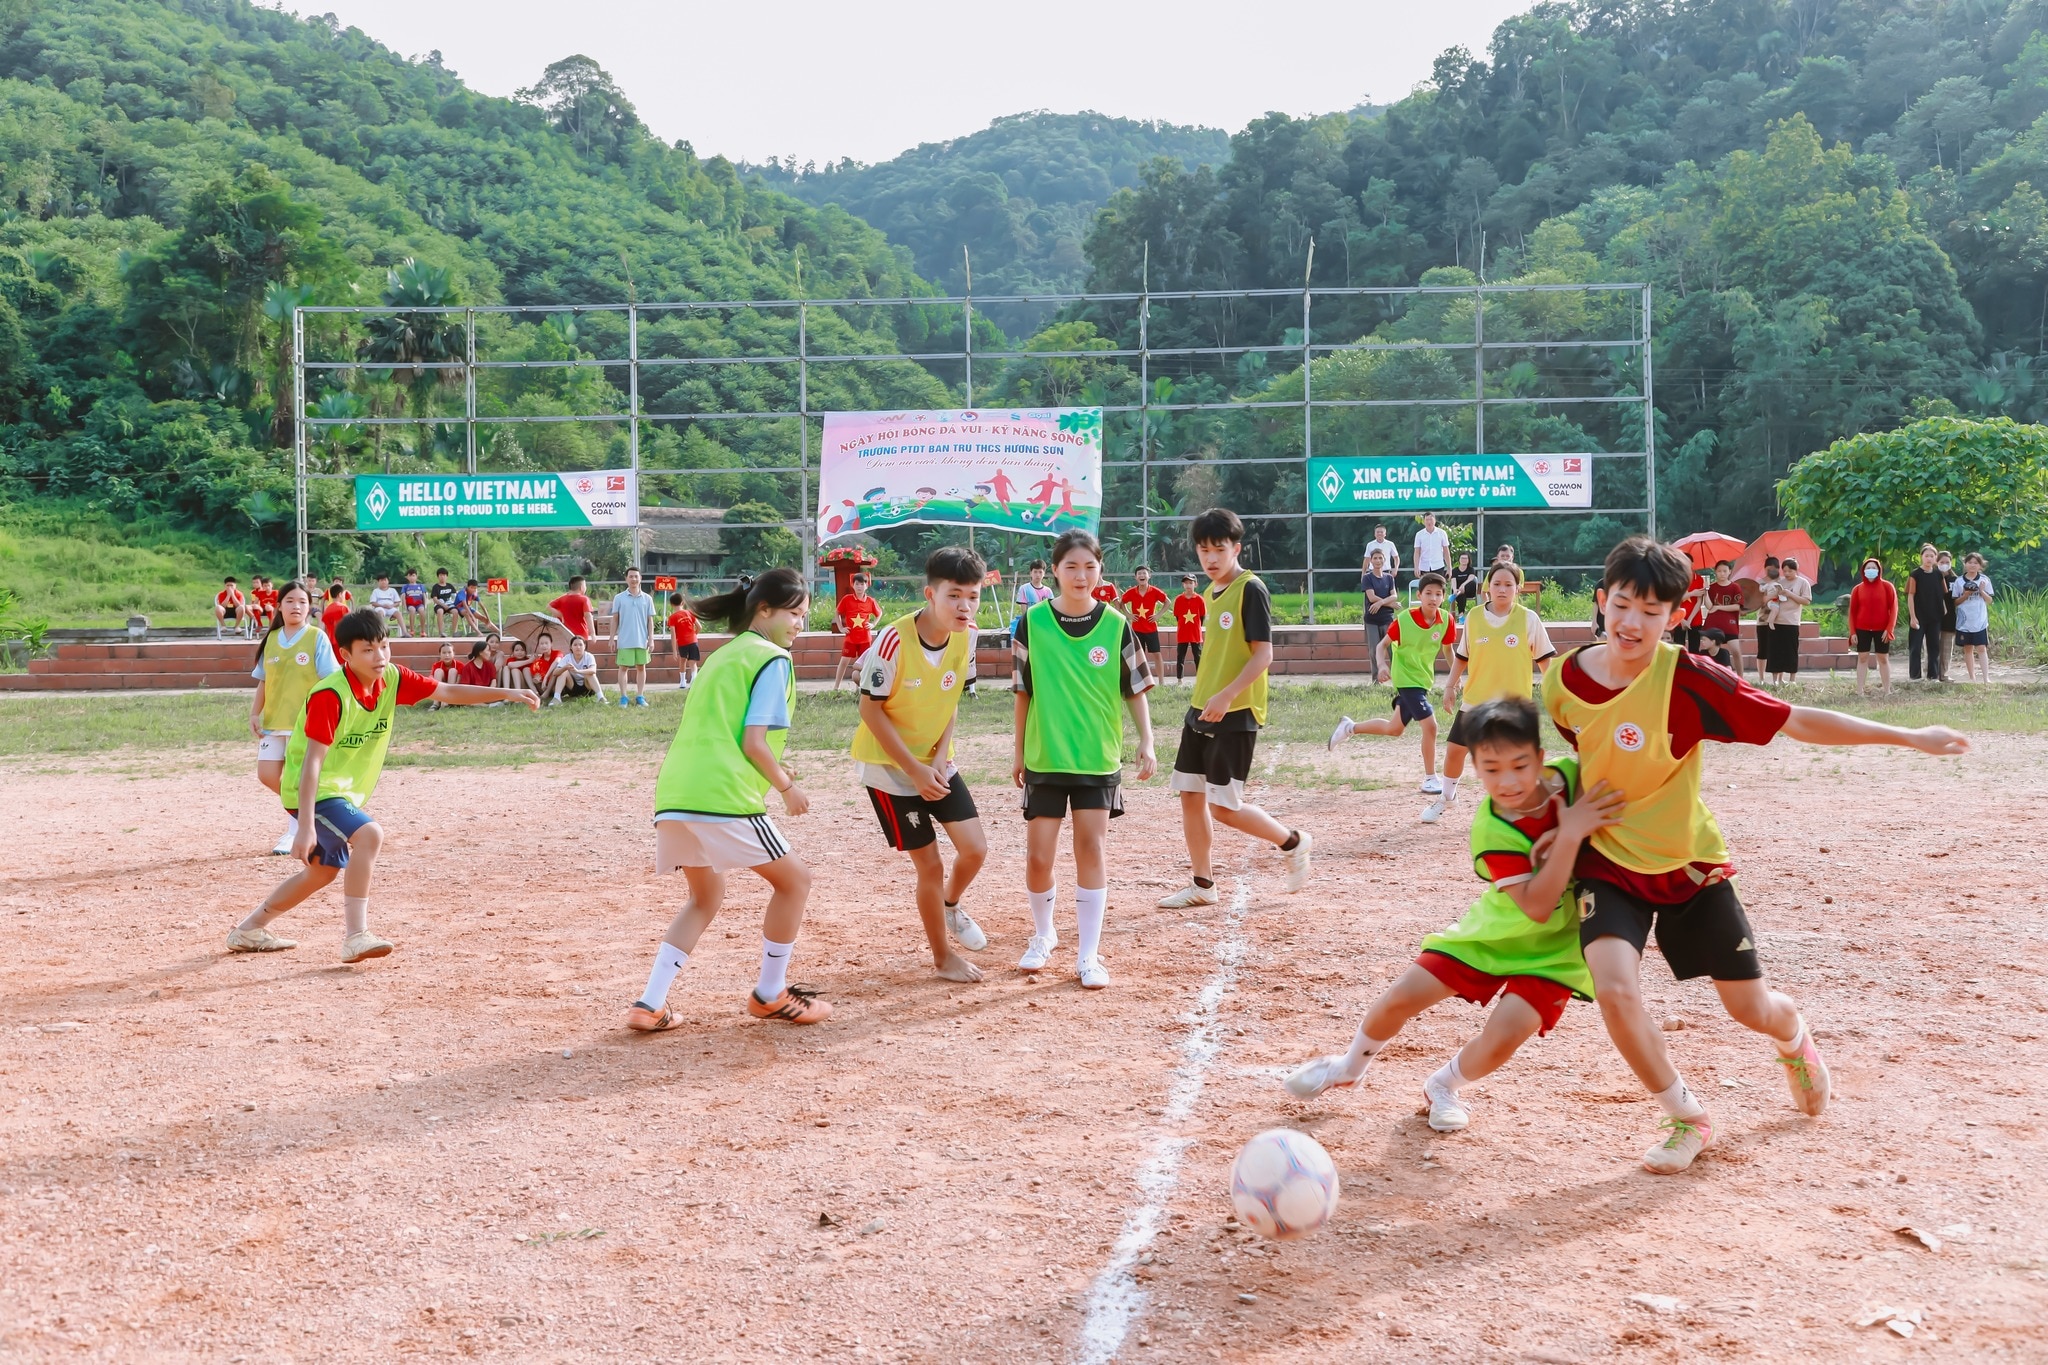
[1461,604,1537,704]
[850,611,972,767]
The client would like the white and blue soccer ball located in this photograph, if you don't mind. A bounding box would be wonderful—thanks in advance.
[1230,1127,1339,1240]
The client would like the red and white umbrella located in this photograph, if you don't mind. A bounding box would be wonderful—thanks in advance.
[1670,531,1747,571]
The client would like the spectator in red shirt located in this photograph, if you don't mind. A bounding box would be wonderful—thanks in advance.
[1702,560,1745,673]
[224,607,538,965]
[666,592,701,690]
[459,634,502,686]
[1848,556,1898,697]
[524,631,564,694]
[250,575,279,629]
[214,576,251,640]
[319,581,351,648]
[549,575,595,642]
[1171,573,1206,683]
[833,572,880,692]
[1121,566,1169,668]
[1091,580,1120,604]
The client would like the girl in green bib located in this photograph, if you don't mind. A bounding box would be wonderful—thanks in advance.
[626,569,832,1032]
[1286,698,1623,1133]
[1010,530,1157,989]
[248,579,340,856]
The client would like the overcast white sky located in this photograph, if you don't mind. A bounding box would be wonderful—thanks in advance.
[284,0,1533,165]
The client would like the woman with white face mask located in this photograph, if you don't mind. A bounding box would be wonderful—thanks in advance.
[1847,557,1898,696]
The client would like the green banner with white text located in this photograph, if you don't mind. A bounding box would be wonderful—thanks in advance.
[1308,455,1593,512]
[353,470,638,531]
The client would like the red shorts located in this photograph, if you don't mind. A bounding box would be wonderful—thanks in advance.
[1416,951,1573,1035]
[841,635,870,659]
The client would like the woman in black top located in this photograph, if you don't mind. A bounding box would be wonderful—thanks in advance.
[1449,552,1480,616]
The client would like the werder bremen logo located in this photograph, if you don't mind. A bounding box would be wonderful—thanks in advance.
[1316,466,1343,503]
[364,483,392,521]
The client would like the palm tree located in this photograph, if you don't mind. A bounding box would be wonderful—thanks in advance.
[358,258,464,425]
[263,281,317,449]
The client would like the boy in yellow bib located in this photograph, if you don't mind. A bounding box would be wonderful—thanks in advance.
[1549,537,1967,1173]
[853,547,991,983]
[1428,561,1555,823]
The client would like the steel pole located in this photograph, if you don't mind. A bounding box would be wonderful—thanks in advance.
[1642,283,1657,540]
[629,304,642,572]
[1302,241,1316,623]
[293,306,308,581]
[466,308,478,582]
[1475,286,1486,568]
[1139,241,1150,570]
[798,298,813,593]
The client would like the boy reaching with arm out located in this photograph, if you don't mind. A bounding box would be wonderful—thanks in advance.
[852,547,991,982]
[1549,537,1966,1174]
[1285,698,1624,1131]
[225,609,539,962]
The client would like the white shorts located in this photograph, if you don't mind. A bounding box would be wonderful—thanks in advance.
[257,732,290,762]
[653,814,791,873]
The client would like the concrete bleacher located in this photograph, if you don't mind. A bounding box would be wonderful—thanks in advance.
[0,619,1853,692]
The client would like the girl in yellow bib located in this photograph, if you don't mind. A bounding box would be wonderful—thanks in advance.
[1428,562,1556,823]
[248,579,340,855]
[851,547,991,983]
[626,569,832,1032]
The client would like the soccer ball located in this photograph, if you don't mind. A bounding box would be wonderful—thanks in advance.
[1230,1128,1339,1240]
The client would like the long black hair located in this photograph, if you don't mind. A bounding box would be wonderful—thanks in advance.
[251,578,313,669]
[694,567,808,635]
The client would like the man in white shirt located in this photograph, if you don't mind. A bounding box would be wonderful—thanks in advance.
[1412,511,1451,577]
[1363,524,1399,580]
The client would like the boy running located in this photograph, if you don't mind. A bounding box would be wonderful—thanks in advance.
[1285,698,1624,1129]
[1549,536,1967,1173]
[853,547,991,982]
[1172,572,1205,682]
[833,572,881,691]
[607,566,656,706]
[626,568,831,1031]
[666,592,701,689]
[1328,571,1458,795]
[1426,562,1555,822]
[1012,529,1157,987]
[1158,508,1313,909]
[225,609,538,962]
[1121,565,1168,667]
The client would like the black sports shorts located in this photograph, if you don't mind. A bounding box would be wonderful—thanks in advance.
[866,772,979,851]
[1577,876,1762,981]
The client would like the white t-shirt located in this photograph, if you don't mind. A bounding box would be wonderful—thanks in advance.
[368,586,402,614]
[1412,526,1451,574]
[565,650,598,676]
[1953,573,1993,633]
[1364,538,1399,573]
[853,618,979,796]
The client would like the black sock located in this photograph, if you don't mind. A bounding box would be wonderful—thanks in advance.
[1193,876,1214,889]
[1279,830,1301,852]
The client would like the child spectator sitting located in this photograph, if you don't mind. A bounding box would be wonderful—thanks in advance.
[400,569,429,638]
[1698,628,1737,671]
[525,631,563,693]
[496,637,530,688]
[459,634,502,686]
[430,642,460,684]
[546,635,605,706]
[250,575,279,629]
[215,576,252,639]
[429,568,460,635]
[368,574,403,635]
[456,578,494,635]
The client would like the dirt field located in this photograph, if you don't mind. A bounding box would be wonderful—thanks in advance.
[2,718,2045,1363]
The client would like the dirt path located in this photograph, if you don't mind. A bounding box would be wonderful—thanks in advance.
[1,731,2044,1362]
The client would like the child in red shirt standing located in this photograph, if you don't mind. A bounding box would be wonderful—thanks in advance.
[666,592,701,690]
[550,575,595,644]
[1171,572,1205,683]
[319,581,351,647]
[833,571,880,692]
[1121,564,1168,673]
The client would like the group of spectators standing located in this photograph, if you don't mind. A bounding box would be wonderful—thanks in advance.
[1854,544,1994,691]
[1000,560,1212,682]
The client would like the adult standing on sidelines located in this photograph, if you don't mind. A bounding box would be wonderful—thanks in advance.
[1363,523,1400,582]
[1413,511,1452,580]
[607,566,656,706]
[1848,556,1897,696]
[1906,544,1947,682]
[1935,549,1960,679]
[1360,548,1398,668]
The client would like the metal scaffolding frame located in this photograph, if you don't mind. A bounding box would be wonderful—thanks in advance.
[295,280,1653,618]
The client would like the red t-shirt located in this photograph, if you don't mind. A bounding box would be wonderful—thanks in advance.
[302,664,439,746]
[1704,581,1743,634]
[1172,592,1207,644]
[1091,584,1120,603]
[527,648,561,679]
[1121,584,1168,633]
[837,593,881,647]
[550,593,594,640]
[216,588,245,610]
[252,587,277,613]
[1477,794,1565,887]
[1552,647,1790,903]
[1848,578,1898,633]
[320,600,349,644]
[667,609,698,645]
[1683,571,1708,625]
[458,656,499,686]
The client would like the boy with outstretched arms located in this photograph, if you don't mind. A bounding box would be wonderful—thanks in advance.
[1328,572,1458,795]
[1426,562,1555,823]
[225,608,538,962]
[1171,573,1205,682]
[1121,565,1167,664]
[852,547,991,982]
[1549,537,1967,1173]
[1286,698,1624,1129]
[1158,508,1313,910]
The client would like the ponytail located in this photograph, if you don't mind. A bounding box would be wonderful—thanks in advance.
[694,567,808,635]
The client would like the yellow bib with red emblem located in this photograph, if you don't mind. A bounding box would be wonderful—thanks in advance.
[850,610,972,767]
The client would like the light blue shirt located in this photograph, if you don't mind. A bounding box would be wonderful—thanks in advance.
[1952,573,1992,633]
[609,590,655,650]
[250,624,340,681]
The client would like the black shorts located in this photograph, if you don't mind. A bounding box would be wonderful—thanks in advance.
[1021,779,1124,820]
[1853,629,1890,654]
[1392,687,1434,723]
[866,773,979,851]
[1134,630,1160,653]
[676,642,701,660]
[1445,707,1475,748]
[1957,628,1989,647]
[1171,722,1258,809]
[1577,877,1762,982]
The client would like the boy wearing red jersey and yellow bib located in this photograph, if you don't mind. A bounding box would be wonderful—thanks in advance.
[1550,537,1967,1174]
[852,547,991,983]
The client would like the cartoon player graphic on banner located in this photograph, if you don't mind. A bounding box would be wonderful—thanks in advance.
[815,409,1103,542]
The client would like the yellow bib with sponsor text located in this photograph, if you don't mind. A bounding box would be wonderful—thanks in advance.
[849,610,972,767]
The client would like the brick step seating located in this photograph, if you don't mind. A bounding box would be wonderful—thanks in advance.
[0,620,1852,692]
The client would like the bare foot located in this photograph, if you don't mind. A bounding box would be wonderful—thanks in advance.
[935,952,984,983]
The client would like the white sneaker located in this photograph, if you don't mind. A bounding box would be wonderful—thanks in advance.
[945,908,988,952]
[1420,774,1445,795]
[1156,882,1219,909]
[1018,933,1057,973]
[270,832,296,855]
[1642,1113,1714,1174]
[1077,955,1110,989]
[1423,1075,1471,1132]
[225,925,297,953]
[341,931,394,964]
[1283,1053,1365,1100]
[1420,795,1450,823]
[1326,716,1355,751]
[1281,830,1313,893]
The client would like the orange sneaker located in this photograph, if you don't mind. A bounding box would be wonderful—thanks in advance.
[624,1002,676,1032]
[746,984,832,1025]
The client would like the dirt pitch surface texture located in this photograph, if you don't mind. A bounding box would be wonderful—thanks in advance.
[2,725,2046,1363]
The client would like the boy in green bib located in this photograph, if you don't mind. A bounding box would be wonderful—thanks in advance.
[1328,570,1457,794]
[1158,507,1314,909]
[226,608,539,963]
[1011,529,1157,989]
[1286,697,1624,1133]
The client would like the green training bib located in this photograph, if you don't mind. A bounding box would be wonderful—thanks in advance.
[653,631,792,817]
[279,664,398,810]
[1022,601,1125,776]
[1389,607,1453,689]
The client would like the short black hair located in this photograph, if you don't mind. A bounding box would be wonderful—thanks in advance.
[925,545,987,587]
[1190,507,1244,546]
[327,582,347,600]
[224,575,237,582]
[568,575,586,589]
[334,608,387,650]
[1134,564,1150,574]
[436,566,450,575]
[1418,571,1447,592]
[1602,536,1691,606]
[1462,697,1543,756]
[1027,560,1047,572]
[1702,627,1728,643]
[466,579,479,587]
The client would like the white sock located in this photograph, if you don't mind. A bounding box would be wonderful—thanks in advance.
[278,814,299,844]
[1653,1075,1707,1120]
[342,896,368,938]
[237,903,279,932]
[1028,885,1057,940]
[1772,1013,1806,1055]
[1444,777,1461,800]
[1075,886,1106,962]
[1338,1024,1388,1078]
[755,937,794,1002]
[1429,1055,1471,1094]
[640,942,689,1008]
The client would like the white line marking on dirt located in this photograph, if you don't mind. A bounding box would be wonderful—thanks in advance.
[1075,871,1252,1364]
